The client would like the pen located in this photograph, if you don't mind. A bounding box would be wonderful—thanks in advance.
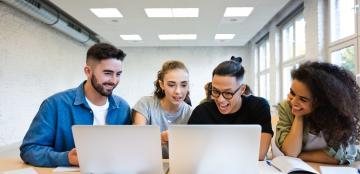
[266,160,282,172]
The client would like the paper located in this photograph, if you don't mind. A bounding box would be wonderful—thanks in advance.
[53,166,80,172]
[320,166,358,174]
[272,156,319,174]
[2,168,37,174]
[258,161,282,174]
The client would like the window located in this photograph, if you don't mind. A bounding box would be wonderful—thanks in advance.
[329,0,358,75]
[330,0,356,42]
[331,45,356,73]
[255,37,271,100]
[280,12,306,99]
[282,15,305,62]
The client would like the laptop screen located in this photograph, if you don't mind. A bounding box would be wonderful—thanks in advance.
[72,125,164,174]
[168,125,261,174]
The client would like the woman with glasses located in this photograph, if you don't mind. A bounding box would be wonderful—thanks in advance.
[132,60,192,158]
[275,61,360,164]
[188,56,273,160]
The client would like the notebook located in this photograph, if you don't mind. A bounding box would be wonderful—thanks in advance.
[72,125,164,174]
[168,125,261,174]
[271,156,319,174]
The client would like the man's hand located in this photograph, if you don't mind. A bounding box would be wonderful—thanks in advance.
[68,148,79,166]
[161,130,169,145]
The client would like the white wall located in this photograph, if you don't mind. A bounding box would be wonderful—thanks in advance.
[0,3,87,147]
[0,2,249,148]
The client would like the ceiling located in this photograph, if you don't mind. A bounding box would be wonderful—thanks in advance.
[50,0,290,47]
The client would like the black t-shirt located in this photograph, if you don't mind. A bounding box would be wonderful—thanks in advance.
[188,95,273,135]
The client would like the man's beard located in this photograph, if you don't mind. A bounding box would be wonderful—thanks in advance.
[90,75,117,96]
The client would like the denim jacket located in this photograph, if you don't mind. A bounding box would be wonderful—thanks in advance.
[20,82,131,167]
[275,100,360,165]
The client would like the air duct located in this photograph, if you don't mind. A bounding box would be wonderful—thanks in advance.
[1,0,99,46]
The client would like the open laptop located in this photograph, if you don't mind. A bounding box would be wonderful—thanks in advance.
[72,125,164,174]
[168,125,261,174]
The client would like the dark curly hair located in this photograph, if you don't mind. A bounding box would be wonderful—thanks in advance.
[291,61,360,148]
[154,60,189,99]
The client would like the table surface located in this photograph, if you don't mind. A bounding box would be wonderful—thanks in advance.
[0,157,333,174]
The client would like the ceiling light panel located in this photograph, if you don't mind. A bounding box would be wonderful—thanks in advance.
[145,8,199,18]
[224,7,254,17]
[215,34,235,40]
[90,8,123,18]
[158,34,197,40]
[120,35,142,41]
[172,8,199,17]
[145,8,172,17]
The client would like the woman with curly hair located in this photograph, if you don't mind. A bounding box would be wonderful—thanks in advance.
[275,61,360,164]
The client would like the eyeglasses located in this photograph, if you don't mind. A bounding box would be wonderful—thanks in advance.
[211,85,242,100]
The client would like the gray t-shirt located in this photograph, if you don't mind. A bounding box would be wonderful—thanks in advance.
[133,96,192,158]
[133,96,192,131]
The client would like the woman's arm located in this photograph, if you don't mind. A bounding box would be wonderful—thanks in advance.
[281,116,304,157]
[132,111,147,125]
[298,150,339,164]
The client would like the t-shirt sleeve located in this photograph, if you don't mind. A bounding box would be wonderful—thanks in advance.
[275,100,294,149]
[133,96,152,124]
[253,97,273,135]
[180,104,193,124]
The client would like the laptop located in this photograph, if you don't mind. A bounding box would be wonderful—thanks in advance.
[72,125,164,174]
[168,125,261,174]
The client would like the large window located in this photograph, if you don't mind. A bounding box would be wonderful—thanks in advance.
[330,0,356,42]
[280,12,306,99]
[329,0,359,75]
[255,37,270,100]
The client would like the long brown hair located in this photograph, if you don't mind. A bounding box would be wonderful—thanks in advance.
[154,60,189,99]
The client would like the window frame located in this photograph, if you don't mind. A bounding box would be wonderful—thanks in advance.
[255,36,271,100]
[328,0,359,75]
[279,12,306,100]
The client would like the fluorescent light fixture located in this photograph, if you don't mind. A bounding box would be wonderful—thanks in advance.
[215,34,235,40]
[145,8,199,17]
[90,8,123,18]
[172,8,199,17]
[120,35,142,41]
[224,7,254,17]
[158,34,197,40]
[145,8,172,17]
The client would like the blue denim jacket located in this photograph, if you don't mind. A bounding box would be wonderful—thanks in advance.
[20,82,131,167]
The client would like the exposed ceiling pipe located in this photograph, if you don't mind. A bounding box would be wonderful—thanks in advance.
[1,0,99,46]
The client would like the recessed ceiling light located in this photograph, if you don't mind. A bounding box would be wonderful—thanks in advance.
[145,8,199,18]
[215,34,235,40]
[120,35,142,41]
[172,8,199,17]
[158,34,197,40]
[224,7,254,17]
[145,8,172,17]
[90,8,123,18]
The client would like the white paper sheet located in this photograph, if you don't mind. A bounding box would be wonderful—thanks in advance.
[2,168,37,174]
[53,166,80,172]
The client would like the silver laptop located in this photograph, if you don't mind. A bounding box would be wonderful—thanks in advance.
[168,125,261,174]
[72,125,164,174]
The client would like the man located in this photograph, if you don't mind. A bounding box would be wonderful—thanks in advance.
[20,43,131,167]
[188,56,273,160]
